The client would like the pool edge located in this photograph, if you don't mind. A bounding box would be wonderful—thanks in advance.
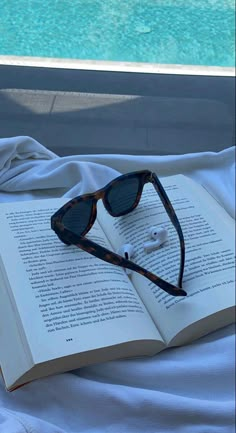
[0,55,234,77]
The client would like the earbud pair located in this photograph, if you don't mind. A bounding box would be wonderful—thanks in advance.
[117,225,168,276]
[143,226,168,253]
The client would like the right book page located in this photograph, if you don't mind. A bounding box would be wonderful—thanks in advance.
[97,174,235,346]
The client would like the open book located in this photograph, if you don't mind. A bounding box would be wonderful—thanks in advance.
[0,175,235,391]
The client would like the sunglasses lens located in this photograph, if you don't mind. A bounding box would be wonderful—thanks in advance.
[106,176,140,216]
[62,199,93,236]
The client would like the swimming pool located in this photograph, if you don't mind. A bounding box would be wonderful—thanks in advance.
[0,0,235,67]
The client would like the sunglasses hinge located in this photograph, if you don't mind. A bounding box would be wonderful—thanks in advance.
[148,172,155,184]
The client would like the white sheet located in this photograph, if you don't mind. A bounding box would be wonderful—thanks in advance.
[0,136,235,433]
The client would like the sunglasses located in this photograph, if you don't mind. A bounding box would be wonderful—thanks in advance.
[51,170,186,297]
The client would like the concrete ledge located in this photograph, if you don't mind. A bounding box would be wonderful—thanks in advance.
[0,55,234,76]
[0,59,234,155]
[0,63,234,110]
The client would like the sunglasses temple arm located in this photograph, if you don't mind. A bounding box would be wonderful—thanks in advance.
[122,258,187,297]
[70,236,186,297]
[151,174,185,288]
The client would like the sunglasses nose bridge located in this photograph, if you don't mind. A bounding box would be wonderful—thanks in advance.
[90,189,107,217]
[100,189,112,214]
[82,196,98,235]
[93,189,106,208]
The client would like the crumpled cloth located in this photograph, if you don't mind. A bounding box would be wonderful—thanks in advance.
[0,136,235,433]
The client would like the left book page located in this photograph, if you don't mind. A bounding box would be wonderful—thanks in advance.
[0,199,163,390]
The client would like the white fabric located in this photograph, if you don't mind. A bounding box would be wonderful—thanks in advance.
[0,136,235,433]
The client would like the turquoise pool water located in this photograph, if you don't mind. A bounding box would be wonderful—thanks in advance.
[0,0,235,67]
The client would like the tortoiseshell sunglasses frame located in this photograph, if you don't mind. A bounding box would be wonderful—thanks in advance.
[51,170,186,297]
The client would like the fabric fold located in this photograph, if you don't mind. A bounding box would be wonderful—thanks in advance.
[0,136,56,174]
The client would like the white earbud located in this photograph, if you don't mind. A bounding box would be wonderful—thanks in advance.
[117,244,135,275]
[148,226,167,241]
[144,226,168,253]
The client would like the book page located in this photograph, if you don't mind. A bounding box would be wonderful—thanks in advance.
[97,175,235,344]
[0,199,163,365]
